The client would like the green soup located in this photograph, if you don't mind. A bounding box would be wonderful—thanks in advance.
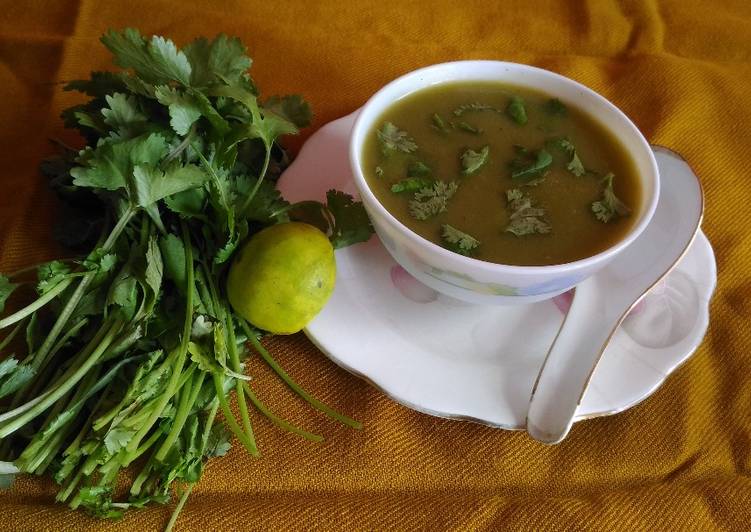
[362,81,641,266]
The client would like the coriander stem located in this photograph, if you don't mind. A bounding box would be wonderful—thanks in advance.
[123,220,193,461]
[155,368,203,461]
[241,322,362,429]
[225,313,257,450]
[242,382,323,442]
[28,207,135,373]
[0,320,110,424]
[203,263,257,451]
[199,400,219,454]
[211,372,257,455]
[239,144,271,214]
[0,277,74,330]
[0,319,26,351]
[165,483,194,532]
[0,319,122,438]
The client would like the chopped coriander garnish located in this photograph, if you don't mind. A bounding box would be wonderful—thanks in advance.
[547,137,586,176]
[504,189,551,236]
[441,224,480,256]
[408,180,458,220]
[457,121,482,134]
[506,95,528,125]
[543,98,567,116]
[375,166,384,178]
[461,145,489,176]
[506,217,551,236]
[510,148,553,181]
[377,122,418,154]
[431,113,451,133]
[453,102,502,116]
[391,177,433,194]
[407,161,432,178]
[592,173,631,222]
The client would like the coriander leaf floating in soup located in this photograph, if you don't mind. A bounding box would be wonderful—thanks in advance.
[363,81,639,266]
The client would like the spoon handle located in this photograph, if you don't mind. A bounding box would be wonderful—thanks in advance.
[526,276,626,444]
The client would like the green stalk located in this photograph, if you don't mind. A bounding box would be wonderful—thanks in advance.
[239,144,271,214]
[56,468,85,502]
[28,207,134,373]
[165,483,194,532]
[0,277,74,330]
[0,319,122,437]
[204,264,256,451]
[241,322,361,429]
[122,220,193,461]
[225,317,256,449]
[0,319,26,351]
[211,372,257,455]
[199,400,219,453]
[242,383,323,442]
[0,318,113,424]
[155,370,204,461]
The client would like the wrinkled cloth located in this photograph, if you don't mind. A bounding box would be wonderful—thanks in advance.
[1,1,750,530]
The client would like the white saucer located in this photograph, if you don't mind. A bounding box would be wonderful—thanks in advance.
[278,111,717,429]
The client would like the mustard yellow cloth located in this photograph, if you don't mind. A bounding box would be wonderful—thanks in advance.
[1,1,750,530]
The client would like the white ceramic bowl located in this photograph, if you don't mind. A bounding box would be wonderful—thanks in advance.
[349,61,659,305]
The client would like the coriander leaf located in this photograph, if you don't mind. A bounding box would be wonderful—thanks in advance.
[457,121,482,135]
[240,177,290,222]
[567,151,586,177]
[188,341,222,375]
[36,260,71,295]
[64,71,127,98]
[506,95,528,125]
[510,149,552,181]
[130,162,208,207]
[263,95,312,128]
[326,190,373,248]
[461,145,489,176]
[431,113,450,133]
[71,133,169,191]
[101,28,192,86]
[506,216,551,236]
[0,363,35,399]
[391,177,433,194]
[190,89,231,135]
[81,248,118,273]
[377,122,417,154]
[108,270,138,319]
[505,190,551,236]
[544,98,567,116]
[592,173,631,222]
[547,137,586,177]
[408,180,459,221]
[154,86,202,136]
[184,34,252,87]
[205,424,231,457]
[191,315,214,340]
[506,188,524,202]
[164,187,207,218]
[159,233,186,292]
[375,166,384,178]
[441,224,480,257]
[407,161,432,178]
[0,275,18,313]
[103,426,136,455]
[101,92,147,130]
[453,102,500,116]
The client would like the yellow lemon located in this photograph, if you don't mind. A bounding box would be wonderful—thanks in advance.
[227,222,335,334]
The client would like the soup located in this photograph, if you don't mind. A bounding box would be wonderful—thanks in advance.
[362,81,641,266]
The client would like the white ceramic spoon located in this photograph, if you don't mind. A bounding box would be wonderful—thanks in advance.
[526,147,704,444]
